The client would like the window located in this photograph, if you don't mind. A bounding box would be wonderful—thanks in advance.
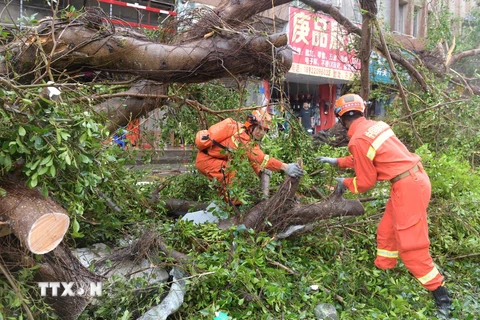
[353,3,362,23]
[398,3,407,34]
[413,7,420,37]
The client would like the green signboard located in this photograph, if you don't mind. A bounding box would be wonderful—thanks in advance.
[369,52,395,84]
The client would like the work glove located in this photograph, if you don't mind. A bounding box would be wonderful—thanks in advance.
[259,169,272,177]
[316,156,338,166]
[335,177,347,195]
[285,163,305,178]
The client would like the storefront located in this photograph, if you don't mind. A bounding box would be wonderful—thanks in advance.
[281,7,361,133]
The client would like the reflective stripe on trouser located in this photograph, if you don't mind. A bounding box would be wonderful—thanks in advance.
[375,167,444,291]
[375,199,399,269]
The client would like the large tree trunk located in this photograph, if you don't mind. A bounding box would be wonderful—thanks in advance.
[35,243,103,320]
[0,180,70,255]
[3,16,291,84]
[0,236,102,320]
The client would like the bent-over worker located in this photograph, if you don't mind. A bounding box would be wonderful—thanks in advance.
[196,109,304,205]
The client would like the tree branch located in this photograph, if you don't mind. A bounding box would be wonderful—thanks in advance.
[374,18,423,145]
[447,47,480,67]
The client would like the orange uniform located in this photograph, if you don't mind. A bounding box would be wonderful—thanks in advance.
[195,126,283,203]
[337,117,444,291]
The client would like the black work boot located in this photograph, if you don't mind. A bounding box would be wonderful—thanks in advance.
[432,285,453,318]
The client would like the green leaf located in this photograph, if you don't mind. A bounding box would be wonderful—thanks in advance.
[59,150,68,161]
[2,141,9,151]
[33,136,44,150]
[15,137,28,154]
[28,175,38,188]
[9,141,17,154]
[73,218,80,234]
[65,153,71,165]
[78,153,91,164]
[37,166,49,175]
[21,98,32,105]
[40,155,52,166]
[18,126,26,136]
[41,184,48,197]
[49,164,56,177]
[79,132,87,143]
[30,158,41,170]
[120,310,130,320]
[60,131,71,140]
[2,154,11,169]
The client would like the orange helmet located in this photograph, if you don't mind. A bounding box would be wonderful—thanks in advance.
[245,109,272,130]
[334,94,365,117]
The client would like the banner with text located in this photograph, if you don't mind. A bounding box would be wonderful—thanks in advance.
[289,7,361,81]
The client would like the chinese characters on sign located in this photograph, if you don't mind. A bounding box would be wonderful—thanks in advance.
[289,7,361,80]
[370,51,395,84]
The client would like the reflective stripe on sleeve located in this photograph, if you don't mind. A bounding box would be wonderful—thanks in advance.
[231,129,244,147]
[352,177,359,194]
[377,248,399,258]
[261,155,270,167]
[366,146,376,160]
[231,135,239,147]
[366,129,395,160]
[417,266,440,285]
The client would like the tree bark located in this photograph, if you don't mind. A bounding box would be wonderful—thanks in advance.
[35,243,104,320]
[358,0,377,102]
[0,180,70,255]
[94,80,168,132]
[0,236,103,320]
[4,18,291,84]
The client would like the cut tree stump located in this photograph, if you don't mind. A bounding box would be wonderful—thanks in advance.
[0,180,70,254]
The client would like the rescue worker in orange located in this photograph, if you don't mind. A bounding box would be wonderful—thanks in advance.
[195,110,304,204]
[316,94,453,315]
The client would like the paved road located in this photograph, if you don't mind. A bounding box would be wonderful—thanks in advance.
[129,147,196,176]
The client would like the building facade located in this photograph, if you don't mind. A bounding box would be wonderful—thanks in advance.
[0,0,176,29]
